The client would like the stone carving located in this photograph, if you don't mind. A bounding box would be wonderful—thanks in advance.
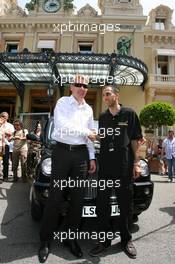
[156,5,171,17]
[77,4,97,17]
[0,0,10,16]
[6,3,27,16]
[98,0,143,16]
[0,0,27,17]
[146,5,173,29]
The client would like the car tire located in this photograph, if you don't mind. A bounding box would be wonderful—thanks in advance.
[31,196,43,221]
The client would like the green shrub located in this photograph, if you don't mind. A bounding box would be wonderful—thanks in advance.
[139,102,175,128]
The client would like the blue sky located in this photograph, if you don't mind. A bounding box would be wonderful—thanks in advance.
[18,0,175,24]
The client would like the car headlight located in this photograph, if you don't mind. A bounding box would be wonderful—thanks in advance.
[140,159,149,177]
[41,158,51,176]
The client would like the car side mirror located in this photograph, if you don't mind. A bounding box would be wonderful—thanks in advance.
[49,140,57,145]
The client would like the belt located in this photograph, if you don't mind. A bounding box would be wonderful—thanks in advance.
[57,141,87,151]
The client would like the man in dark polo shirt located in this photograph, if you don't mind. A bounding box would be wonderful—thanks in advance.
[90,84,143,259]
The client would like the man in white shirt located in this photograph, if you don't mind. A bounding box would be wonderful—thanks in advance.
[162,129,175,182]
[0,112,14,181]
[38,75,96,263]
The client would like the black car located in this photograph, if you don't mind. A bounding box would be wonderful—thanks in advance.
[28,118,154,222]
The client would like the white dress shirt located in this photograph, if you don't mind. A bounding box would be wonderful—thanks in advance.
[2,122,15,146]
[162,137,175,159]
[52,95,95,160]
[2,122,14,133]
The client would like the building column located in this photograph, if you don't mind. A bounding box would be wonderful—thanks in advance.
[170,56,175,75]
[146,88,156,104]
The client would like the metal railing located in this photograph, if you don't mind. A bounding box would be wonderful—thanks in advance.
[149,74,175,83]
[19,112,50,132]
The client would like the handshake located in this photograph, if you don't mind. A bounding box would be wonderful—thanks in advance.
[88,129,99,141]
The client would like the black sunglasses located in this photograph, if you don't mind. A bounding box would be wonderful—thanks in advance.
[74,83,88,89]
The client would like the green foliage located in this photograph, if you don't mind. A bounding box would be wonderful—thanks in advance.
[63,0,74,11]
[139,102,175,128]
[25,0,37,11]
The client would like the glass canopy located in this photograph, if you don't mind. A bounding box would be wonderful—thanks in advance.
[0,51,148,90]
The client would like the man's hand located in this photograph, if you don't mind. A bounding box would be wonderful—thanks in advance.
[133,164,141,179]
[88,160,96,174]
[14,136,21,140]
[88,129,97,141]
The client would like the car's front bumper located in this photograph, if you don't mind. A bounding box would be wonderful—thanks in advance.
[31,179,154,217]
[133,181,154,215]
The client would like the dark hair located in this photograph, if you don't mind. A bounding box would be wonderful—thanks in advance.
[34,120,42,134]
[0,112,9,119]
[13,119,23,128]
[168,129,174,134]
[103,83,120,94]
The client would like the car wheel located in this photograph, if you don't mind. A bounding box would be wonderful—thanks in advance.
[31,196,43,221]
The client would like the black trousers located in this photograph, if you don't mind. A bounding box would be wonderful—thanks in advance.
[96,176,133,245]
[3,145,10,179]
[40,143,89,242]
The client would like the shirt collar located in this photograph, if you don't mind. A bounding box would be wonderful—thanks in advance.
[69,95,86,107]
[106,104,122,117]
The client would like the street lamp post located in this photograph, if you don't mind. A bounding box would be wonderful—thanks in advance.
[47,83,54,97]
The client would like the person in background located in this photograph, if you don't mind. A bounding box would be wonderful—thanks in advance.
[8,138,14,162]
[0,112,14,182]
[145,139,155,161]
[162,129,175,182]
[0,117,5,182]
[155,139,166,175]
[27,121,42,179]
[12,119,28,182]
[0,117,5,155]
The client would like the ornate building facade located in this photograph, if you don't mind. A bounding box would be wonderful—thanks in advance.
[0,0,175,120]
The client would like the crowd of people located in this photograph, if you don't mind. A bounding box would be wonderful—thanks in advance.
[0,112,42,183]
[145,131,175,182]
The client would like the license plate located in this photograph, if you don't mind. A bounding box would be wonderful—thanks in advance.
[111,205,120,216]
[82,206,97,217]
[82,205,120,217]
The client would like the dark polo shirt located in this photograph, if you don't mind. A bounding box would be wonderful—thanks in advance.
[98,107,142,181]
